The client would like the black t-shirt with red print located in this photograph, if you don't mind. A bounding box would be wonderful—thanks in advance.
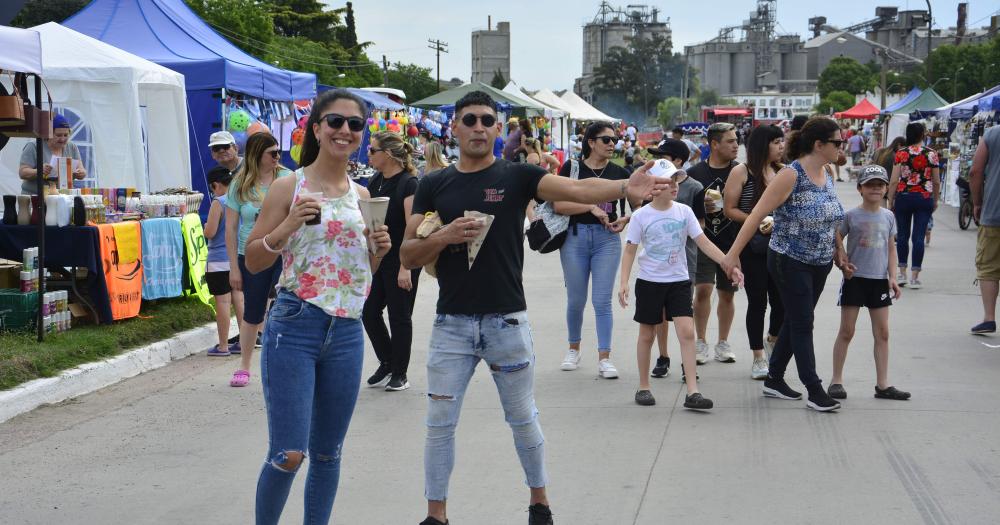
[894,145,939,198]
[412,159,547,314]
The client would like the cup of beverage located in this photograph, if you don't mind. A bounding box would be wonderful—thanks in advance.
[299,191,324,225]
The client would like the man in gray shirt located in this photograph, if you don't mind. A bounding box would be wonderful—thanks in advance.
[970,126,1000,334]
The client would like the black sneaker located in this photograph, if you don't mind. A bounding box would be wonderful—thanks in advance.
[386,373,410,391]
[874,385,911,400]
[763,377,802,400]
[366,363,392,387]
[651,356,670,378]
[419,517,448,525]
[634,389,656,406]
[528,503,553,525]
[255,334,263,349]
[827,383,847,399]
[806,388,842,412]
[683,392,713,410]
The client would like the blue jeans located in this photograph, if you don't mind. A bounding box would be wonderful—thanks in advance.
[559,223,621,351]
[894,193,934,270]
[767,251,831,389]
[256,291,364,525]
[424,311,547,501]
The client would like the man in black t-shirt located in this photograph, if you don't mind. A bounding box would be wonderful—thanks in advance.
[688,122,740,366]
[402,91,671,525]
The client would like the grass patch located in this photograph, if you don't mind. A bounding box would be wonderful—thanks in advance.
[0,296,214,391]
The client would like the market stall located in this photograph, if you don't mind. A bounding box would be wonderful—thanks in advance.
[835,98,881,120]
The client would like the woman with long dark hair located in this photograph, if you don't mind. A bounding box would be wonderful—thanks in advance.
[723,125,785,380]
[225,132,291,387]
[362,131,421,392]
[887,122,939,289]
[556,122,633,378]
[243,89,391,523]
[722,117,847,412]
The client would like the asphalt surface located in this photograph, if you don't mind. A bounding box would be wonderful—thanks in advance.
[1,175,997,525]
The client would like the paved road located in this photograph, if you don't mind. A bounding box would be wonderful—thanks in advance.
[1,181,997,525]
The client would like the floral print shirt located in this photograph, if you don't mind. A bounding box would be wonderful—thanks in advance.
[894,146,939,198]
[278,170,371,319]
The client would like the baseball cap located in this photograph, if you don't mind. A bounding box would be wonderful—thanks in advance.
[857,165,889,186]
[647,138,690,161]
[208,131,236,147]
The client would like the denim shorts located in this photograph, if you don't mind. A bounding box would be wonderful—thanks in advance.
[238,254,282,324]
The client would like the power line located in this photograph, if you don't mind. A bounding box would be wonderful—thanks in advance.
[427,38,449,91]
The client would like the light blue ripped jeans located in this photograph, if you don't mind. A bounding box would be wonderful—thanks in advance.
[424,311,547,501]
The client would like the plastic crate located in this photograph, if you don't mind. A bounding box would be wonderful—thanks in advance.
[0,289,38,331]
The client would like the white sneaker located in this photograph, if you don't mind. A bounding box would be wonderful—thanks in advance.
[598,358,619,379]
[751,357,769,380]
[896,273,907,287]
[695,340,710,365]
[714,340,736,363]
[560,349,581,371]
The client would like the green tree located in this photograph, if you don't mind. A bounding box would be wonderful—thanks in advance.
[335,1,359,50]
[490,69,507,90]
[10,0,87,27]
[656,97,685,128]
[387,62,438,102]
[592,34,685,120]
[925,37,1000,102]
[818,57,877,98]
[814,90,855,114]
[185,0,274,50]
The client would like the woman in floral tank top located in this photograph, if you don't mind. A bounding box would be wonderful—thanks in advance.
[887,122,939,289]
[242,90,391,524]
[722,117,847,413]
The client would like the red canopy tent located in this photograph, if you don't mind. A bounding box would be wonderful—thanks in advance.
[834,98,880,120]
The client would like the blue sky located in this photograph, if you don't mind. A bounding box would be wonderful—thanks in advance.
[341,1,999,92]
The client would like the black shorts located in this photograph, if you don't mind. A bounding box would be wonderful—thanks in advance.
[838,277,892,309]
[205,271,231,296]
[633,278,694,325]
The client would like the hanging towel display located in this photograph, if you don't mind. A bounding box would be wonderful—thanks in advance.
[112,221,140,263]
[141,217,184,300]
[180,213,213,309]
[96,223,143,320]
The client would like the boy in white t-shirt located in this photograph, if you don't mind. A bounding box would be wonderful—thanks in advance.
[619,174,743,409]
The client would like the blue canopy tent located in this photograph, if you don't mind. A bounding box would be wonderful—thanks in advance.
[920,85,1000,121]
[65,0,316,216]
[881,87,922,114]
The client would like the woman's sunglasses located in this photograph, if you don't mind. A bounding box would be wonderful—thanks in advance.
[593,136,618,145]
[368,147,385,155]
[265,150,280,159]
[322,113,366,132]
[460,113,497,128]
[824,139,845,147]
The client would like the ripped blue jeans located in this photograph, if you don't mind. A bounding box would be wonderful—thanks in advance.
[256,290,364,525]
[424,311,547,501]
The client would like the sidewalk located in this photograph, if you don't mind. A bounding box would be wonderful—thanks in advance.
[0,182,996,525]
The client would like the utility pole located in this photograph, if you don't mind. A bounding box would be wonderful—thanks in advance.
[382,55,389,87]
[427,38,449,91]
[681,47,690,120]
[925,0,933,80]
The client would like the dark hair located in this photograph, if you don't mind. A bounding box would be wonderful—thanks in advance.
[877,136,906,166]
[519,118,533,135]
[300,89,368,167]
[454,90,497,116]
[671,127,684,135]
[581,121,614,159]
[785,116,840,161]
[206,166,233,187]
[706,122,735,148]
[744,125,785,205]
[905,122,925,146]
[789,114,809,131]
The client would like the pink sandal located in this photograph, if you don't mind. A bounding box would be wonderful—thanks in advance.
[230,369,250,387]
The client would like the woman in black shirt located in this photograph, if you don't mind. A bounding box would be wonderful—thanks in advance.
[554,122,631,379]
[362,131,420,391]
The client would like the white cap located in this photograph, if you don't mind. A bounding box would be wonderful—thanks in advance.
[208,131,236,147]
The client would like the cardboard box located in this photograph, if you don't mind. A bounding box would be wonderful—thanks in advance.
[0,262,22,289]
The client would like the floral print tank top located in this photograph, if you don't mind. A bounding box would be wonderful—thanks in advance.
[278,170,371,319]
[769,160,845,266]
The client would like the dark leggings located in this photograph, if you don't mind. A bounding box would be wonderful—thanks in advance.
[741,248,783,350]
[361,261,420,375]
[767,250,831,389]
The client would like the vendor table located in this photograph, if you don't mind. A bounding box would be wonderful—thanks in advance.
[0,225,112,324]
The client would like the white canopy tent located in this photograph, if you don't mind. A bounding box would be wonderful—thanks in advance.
[0,25,42,74]
[0,23,189,195]
[559,91,619,122]
[503,81,570,151]
[528,88,578,118]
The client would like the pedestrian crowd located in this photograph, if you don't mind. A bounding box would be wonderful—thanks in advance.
[194,89,997,525]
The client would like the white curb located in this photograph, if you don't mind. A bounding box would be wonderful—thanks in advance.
[0,320,235,424]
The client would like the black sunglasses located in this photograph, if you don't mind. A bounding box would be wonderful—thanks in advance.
[460,113,497,128]
[593,136,617,145]
[321,113,366,132]
[265,150,280,159]
[368,147,384,155]
[211,144,232,153]
[824,139,845,147]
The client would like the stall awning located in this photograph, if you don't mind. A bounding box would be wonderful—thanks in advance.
[712,108,751,116]
[0,25,42,74]
[835,98,880,120]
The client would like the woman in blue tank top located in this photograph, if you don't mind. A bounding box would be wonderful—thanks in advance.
[722,117,846,413]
